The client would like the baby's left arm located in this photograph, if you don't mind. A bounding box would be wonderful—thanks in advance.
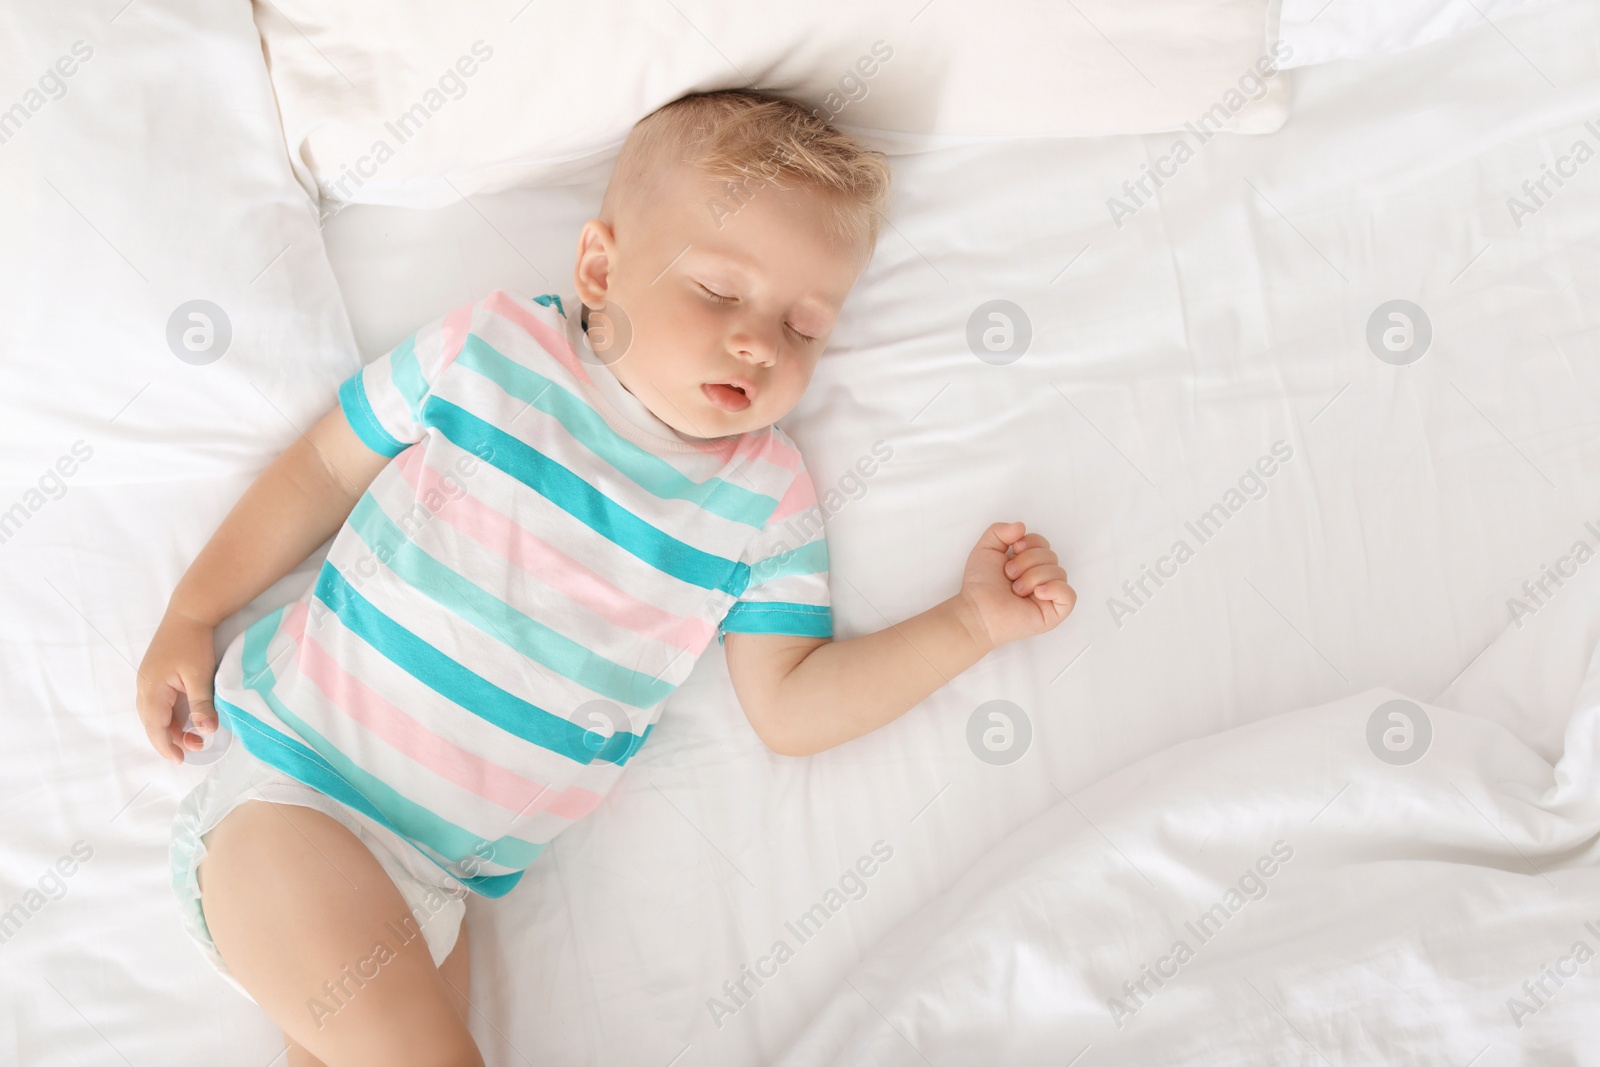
[724,521,1075,756]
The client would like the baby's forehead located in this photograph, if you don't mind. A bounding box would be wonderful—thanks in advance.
[672,164,864,250]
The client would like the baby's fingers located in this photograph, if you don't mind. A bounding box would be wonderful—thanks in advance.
[974,520,1028,555]
[1004,546,1057,580]
[1031,581,1078,626]
[135,679,183,764]
[1012,563,1067,597]
[182,667,218,734]
[1033,578,1077,606]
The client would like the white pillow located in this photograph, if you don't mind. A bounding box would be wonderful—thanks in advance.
[0,0,358,485]
[254,0,1290,210]
[1276,0,1569,67]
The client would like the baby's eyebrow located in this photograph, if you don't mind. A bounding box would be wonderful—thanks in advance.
[688,247,773,281]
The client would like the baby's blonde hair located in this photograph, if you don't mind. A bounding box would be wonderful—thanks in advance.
[603,89,891,258]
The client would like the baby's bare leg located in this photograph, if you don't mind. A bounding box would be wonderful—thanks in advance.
[282,919,471,1067]
[437,914,472,1023]
[198,801,482,1067]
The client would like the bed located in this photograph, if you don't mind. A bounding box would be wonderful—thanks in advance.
[3,0,1597,1063]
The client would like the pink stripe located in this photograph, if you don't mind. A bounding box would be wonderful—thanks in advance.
[394,447,716,653]
[296,627,606,822]
[483,290,593,388]
[438,304,474,372]
[282,597,311,645]
[769,469,819,523]
[758,431,802,472]
[728,428,802,474]
[717,435,756,467]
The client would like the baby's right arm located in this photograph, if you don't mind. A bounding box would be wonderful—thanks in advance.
[135,405,390,762]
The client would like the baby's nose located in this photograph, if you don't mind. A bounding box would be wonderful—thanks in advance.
[731,335,778,366]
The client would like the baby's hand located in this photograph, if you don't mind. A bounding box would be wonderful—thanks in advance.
[135,608,219,764]
[957,521,1076,651]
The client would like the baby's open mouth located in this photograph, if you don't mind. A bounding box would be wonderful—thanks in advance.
[702,381,753,413]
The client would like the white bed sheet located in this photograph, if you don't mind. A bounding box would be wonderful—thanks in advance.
[3,2,1598,1066]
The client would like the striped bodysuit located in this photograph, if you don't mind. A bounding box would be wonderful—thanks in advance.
[211,290,831,897]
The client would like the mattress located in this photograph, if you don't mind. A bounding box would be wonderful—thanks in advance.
[3,0,1598,1064]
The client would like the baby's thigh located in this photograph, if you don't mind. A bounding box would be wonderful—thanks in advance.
[197,801,481,1067]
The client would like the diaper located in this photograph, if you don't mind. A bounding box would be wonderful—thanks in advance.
[170,738,467,1004]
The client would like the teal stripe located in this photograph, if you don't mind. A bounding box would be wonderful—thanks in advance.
[229,609,544,886]
[346,494,673,709]
[455,334,777,528]
[750,539,829,583]
[422,396,750,597]
[239,603,285,686]
[338,373,408,457]
[721,601,832,638]
[532,293,564,316]
[218,696,525,898]
[313,562,652,766]
[387,336,428,420]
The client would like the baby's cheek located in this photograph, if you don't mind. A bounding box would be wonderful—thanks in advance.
[787,359,815,395]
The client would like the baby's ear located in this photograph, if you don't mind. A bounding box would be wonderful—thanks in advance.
[573,218,617,302]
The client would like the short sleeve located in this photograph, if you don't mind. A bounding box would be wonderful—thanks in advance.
[719,464,833,642]
[338,299,478,457]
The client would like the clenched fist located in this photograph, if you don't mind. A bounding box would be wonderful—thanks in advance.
[956,521,1076,651]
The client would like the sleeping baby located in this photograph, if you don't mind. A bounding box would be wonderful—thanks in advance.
[135,89,1075,1066]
